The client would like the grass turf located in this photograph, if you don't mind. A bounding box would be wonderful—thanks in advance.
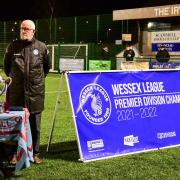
[9,72,180,180]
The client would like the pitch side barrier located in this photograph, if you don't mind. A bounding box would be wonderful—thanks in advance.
[116,57,180,70]
[66,69,180,162]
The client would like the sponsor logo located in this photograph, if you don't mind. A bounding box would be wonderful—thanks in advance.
[33,49,39,55]
[79,84,111,125]
[157,131,176,139]
[87,139,104,150]
[124,135,139,146]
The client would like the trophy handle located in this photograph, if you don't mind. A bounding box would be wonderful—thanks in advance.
[5,77,12,87]
[0,77,12,96]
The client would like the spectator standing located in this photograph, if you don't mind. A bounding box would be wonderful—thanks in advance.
[156,44,170,62]
[101,46,110,60]
[123,45,135,61]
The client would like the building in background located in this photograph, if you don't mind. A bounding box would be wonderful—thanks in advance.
[0,3,179,67]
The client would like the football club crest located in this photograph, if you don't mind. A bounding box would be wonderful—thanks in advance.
[79,83,111,125]
[33,49,39,55]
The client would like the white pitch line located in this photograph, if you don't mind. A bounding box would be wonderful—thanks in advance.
[46,76,61,80]
[45,90,67,94]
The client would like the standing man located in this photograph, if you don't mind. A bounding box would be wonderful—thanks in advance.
[101,45,110,60]
[123,45,135,61]
[156,44,170,62]
[4,20,51,164]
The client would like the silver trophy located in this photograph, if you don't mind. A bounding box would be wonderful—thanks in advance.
[0,76,12,113]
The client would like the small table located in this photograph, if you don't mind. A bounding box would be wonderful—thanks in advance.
[0,109,33,172]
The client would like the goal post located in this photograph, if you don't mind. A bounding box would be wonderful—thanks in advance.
[47,44,88,72]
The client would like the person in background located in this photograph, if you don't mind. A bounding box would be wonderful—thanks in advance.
[101,46,110,60]
[156,44,170,62]
[4,19,51,164]
[123,45,135,61]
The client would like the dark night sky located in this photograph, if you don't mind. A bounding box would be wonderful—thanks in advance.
[0,0,179,21]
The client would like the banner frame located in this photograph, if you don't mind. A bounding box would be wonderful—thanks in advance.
[66,69,180,162]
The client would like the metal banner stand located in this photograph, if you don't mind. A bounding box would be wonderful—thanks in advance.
[46,72,66,152]
[46,49,86,152]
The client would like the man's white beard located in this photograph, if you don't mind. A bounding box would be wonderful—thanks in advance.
[21,35,32,41]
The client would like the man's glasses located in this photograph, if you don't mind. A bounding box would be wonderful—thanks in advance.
[21,27,35,32]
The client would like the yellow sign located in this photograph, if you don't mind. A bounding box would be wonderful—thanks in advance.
[122,34,132,41]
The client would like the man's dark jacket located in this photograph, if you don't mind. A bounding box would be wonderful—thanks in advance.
[4,38,51,113]
[123,49,135,61]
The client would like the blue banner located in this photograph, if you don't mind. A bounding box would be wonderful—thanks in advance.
[67,71,180,161]
[150,62,180,69]
[152,43,180,52]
